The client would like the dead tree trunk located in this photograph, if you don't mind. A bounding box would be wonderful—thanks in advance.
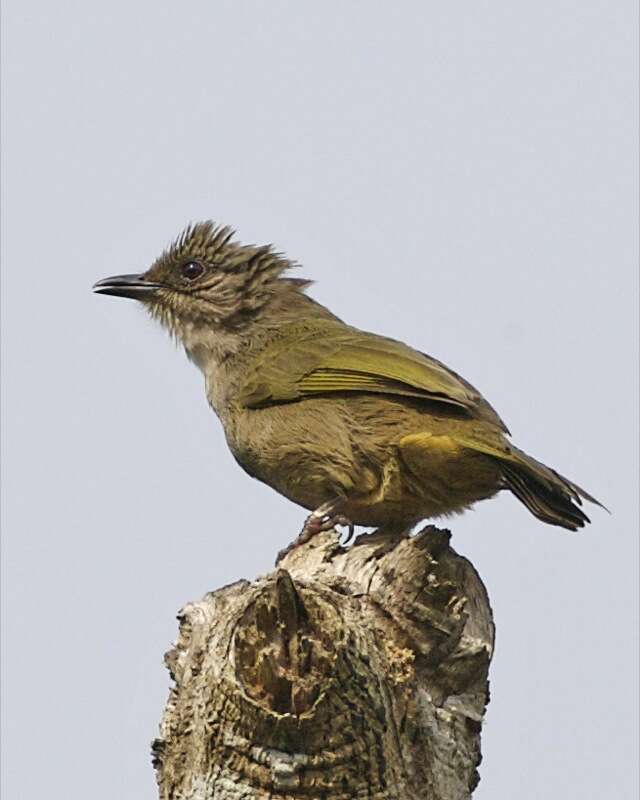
[153,526,494,799]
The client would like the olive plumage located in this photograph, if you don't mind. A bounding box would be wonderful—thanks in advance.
[94,221,602,549]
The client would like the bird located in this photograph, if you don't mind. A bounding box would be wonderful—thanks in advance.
[94,221,602,558]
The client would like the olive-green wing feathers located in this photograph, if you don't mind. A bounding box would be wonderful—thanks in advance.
[238,321,509,432]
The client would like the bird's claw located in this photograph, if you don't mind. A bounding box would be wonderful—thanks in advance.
[275,507,355,565]
[315,513,355,544]
[341,520,356,545]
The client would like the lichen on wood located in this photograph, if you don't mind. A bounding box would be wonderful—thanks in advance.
[153,526,494,799]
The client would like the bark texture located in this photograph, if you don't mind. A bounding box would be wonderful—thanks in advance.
[153,526,494,800]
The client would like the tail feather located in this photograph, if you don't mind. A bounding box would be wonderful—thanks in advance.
[501,449,603,531]
[502,463,590,530]
[448,432,604,530]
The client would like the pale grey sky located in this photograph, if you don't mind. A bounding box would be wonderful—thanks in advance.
[2,2,638,798]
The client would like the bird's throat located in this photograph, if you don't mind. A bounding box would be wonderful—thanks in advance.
[180,322,240,373]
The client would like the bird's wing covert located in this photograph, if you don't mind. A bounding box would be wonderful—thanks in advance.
[238,322,509,432]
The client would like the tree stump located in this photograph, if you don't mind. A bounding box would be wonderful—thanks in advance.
[153,526,494,799]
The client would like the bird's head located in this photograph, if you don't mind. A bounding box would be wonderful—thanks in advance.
[93,221,304,339]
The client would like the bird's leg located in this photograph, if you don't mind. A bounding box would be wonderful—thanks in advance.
[275,500,353,564]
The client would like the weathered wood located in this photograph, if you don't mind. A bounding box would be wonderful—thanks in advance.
[153,526,494,799]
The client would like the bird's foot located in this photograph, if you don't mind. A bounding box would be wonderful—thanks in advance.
[275,503,354,565]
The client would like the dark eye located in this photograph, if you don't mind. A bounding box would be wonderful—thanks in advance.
[181,261,204,280]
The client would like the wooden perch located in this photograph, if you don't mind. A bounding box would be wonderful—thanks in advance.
[153,526,494,799]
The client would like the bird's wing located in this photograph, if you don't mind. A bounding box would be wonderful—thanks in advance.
[238,321,509,432]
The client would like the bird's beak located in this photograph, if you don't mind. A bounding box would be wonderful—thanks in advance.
[92,273,162,300]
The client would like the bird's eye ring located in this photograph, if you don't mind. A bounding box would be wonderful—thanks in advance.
[181,261,204,281]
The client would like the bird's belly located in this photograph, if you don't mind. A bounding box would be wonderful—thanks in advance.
[222,397,502,526]
[341,452,501,527]
[222,399,364,512]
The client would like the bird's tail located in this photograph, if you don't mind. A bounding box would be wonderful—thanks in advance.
[500,447,603,531]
